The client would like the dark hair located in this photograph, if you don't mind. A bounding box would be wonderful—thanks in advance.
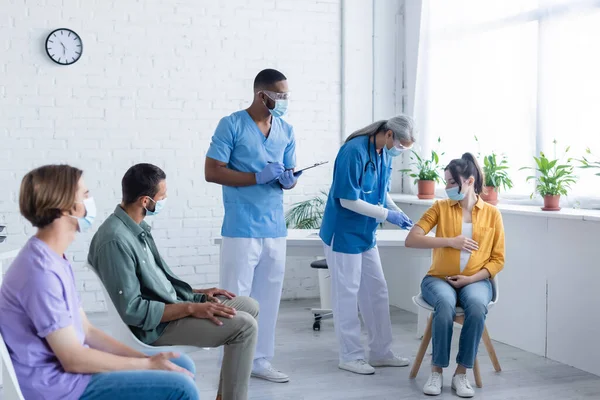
[444,153,484,195]
[253,69,287,90]
[20,165,83,228]
[121,163,166,205]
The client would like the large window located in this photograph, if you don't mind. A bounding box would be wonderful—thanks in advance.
[406,0,600,206]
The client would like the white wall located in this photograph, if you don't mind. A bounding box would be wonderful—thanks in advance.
[341,0,373,138]
[0,0,342,311]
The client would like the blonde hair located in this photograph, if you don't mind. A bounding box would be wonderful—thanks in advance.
[19,165,83,228]
[345,115,416,143]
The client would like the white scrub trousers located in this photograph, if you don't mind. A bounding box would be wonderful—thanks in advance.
[323,241,395,363]
[219,237,286,362]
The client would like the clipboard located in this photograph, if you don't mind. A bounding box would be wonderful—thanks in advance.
[289,161,329,176]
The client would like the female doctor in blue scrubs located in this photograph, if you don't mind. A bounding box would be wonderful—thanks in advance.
[319,115,416,375]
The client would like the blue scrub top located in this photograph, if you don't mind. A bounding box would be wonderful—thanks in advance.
[319,135,393,254]
[206,110,296,238]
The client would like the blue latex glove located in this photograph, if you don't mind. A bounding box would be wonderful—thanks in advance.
[386,210,414,230]
[278,170,302,189]
[255,162,284,184]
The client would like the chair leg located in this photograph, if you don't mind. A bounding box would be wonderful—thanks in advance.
[410,313,433,379]
[482,325,501,372]
[473,357,483,388]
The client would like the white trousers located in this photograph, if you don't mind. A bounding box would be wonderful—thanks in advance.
[323,241,394,363]
[220,237,286,361]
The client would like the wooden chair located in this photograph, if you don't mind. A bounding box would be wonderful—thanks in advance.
[409,276,501,387]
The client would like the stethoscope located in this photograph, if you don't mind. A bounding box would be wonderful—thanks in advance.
[363,135,385,205]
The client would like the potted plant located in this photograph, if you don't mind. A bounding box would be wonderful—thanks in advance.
[480,153,513,205]
[399,139,444,199]
[520,144,577,211]
[285,191,328,229]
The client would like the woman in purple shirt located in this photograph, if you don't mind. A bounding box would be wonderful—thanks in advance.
[0,165,199,400]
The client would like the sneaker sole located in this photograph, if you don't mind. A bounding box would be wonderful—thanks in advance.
[251,373,289,383]
[338,365,375,375]
[451,384,474,398]
[370,362,410,367]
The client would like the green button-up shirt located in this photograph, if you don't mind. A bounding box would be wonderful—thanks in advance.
[88,205,206,344]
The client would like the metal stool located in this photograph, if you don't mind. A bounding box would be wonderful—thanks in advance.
[310,259,333,331]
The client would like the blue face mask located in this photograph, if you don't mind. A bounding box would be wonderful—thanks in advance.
[446,186,465,201]
[269,99,289,118]
[71,197,97,232]
[145,197,167,216]
[384,146,404,158]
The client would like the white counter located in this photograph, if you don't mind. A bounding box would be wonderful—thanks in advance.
[213,229,433,332]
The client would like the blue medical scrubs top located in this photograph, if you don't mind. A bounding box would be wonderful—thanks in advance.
[319,135,393,254]
[206,110,296,238]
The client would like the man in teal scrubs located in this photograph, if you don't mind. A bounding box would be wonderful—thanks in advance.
[205,69,300,383]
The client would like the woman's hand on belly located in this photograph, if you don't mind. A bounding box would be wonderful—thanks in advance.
[448,235,479,253]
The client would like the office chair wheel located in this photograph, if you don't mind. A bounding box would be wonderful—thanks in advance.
[313,321,321,331]
[313,313,322,331]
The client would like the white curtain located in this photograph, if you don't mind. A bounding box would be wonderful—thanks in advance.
[405,0,600,207]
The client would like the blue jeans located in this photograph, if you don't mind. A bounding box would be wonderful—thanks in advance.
[421,276,492,369]
[79,353,199,400]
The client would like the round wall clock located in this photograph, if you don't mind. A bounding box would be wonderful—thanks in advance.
[45,28,83,65]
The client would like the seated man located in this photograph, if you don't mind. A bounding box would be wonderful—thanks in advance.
[89,163,258,400]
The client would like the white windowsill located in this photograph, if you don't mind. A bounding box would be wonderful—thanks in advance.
[390,193,600,222]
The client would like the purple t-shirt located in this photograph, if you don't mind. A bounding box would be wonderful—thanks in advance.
[0,237,90,400]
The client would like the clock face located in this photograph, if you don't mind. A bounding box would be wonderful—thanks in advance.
[45,28,83,65]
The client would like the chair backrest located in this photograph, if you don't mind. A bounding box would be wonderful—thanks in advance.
[86,263,152,350]
[490,275,499,305]
[0,332,25,400]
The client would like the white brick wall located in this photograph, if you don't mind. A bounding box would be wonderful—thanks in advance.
[0,0,342,312]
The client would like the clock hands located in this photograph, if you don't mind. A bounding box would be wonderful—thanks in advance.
[60,42,66,55]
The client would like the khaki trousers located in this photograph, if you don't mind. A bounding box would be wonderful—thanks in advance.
[154,296,259,400]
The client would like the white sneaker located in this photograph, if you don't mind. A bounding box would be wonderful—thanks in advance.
[369,354,410,367]
[452,374,475,398]
[251,359,289,383]
[423,372,443,396]
[338,359,375,375]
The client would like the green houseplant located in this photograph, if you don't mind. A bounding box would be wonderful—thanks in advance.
[399,138,444,199]
[519,143,577,211]
[285,191,328,229]
[480,153,513,206]
[474,136,513,205]
[575,147,600,175]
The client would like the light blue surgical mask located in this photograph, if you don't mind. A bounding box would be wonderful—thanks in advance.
[145,197,167,216]
[71,197,97,232]
[384,146,404,158]
[269,99,289,118]
[446,186,465,201]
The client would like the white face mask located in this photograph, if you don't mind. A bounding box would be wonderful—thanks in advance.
[70,197,96,232]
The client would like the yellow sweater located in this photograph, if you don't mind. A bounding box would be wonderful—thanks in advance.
[415,197,505,278]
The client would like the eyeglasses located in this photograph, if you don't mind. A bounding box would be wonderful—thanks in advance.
[393,141,413,151]
[262,90,290,101]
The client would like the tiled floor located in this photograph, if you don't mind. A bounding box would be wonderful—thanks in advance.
[4,300,600,399]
